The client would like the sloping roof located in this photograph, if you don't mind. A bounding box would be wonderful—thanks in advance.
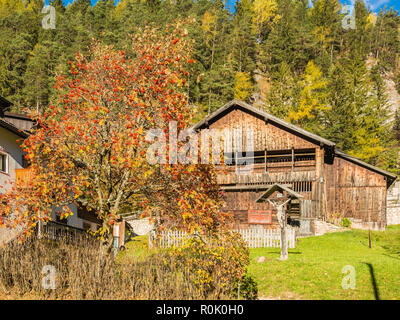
[256,183,303,203]
[0,117,29,138]
[0,96,12,111]
[335,149,397,182]
[192,99,336,147]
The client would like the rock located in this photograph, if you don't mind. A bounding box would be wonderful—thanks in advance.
[256,256,266,263]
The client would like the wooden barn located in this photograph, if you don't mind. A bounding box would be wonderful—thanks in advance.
[193,100,397,236]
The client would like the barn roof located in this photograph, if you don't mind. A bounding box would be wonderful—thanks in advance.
[192,99,336,147]
[193,99,398,183]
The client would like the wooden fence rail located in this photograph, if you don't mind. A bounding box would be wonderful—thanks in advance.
[152,228,296,249]
[235,228,296,248]
[39,221,92,243]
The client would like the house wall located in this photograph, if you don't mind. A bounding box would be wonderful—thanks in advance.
[387,181,400,225]
[0,126,24,193]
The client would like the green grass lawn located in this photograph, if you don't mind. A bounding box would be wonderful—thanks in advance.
[248,225,400,300]
[116,235,153,263]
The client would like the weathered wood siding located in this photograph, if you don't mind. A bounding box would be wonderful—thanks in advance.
[205,108,326,228]
[325,156,387,229]
[200,105,390,231]
[208,108,316,151]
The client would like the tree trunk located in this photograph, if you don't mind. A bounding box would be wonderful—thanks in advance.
[100,219,114,256]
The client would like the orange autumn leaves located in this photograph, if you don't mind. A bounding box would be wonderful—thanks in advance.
[0,22,229,242]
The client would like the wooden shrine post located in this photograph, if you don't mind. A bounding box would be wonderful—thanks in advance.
[256,184,303,260]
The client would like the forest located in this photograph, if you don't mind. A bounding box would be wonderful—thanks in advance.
[1,0,400,174]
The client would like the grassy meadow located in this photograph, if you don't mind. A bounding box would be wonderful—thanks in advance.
[248,226,400,300]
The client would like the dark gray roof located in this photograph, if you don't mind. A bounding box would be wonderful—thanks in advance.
[192,99,336,147]
[0,96,12,111]
[0,117,29,138]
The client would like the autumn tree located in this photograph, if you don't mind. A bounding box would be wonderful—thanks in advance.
[0,23,227,252]
[234,72,253,101]
[287,60,329,134]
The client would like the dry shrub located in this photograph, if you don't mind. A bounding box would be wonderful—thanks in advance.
[0,236,240,299]
[171,231,250,299]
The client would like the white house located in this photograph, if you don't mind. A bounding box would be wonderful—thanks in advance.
[0,96,100,244]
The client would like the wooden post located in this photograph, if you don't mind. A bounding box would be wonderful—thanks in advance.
[291,147,294,172]
[367,188,372,249]
[268,198,291,260]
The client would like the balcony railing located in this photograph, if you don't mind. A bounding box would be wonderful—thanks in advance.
[38,220,93,244]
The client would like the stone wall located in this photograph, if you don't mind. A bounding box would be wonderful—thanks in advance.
[126,218,154,236]
[387,181,400,225]
[311,220,345,236]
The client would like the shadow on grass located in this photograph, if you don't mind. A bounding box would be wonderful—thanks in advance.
[364,263,380,300]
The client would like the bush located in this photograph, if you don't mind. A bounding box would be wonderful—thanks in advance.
[0,237,219,299]
[237,274,258,300]
[171,230,250,299]
[341,218,352,228]
[0,232,250,300]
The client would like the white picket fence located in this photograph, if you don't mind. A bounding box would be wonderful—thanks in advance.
[235,228,296,248]
[153,228,296,249]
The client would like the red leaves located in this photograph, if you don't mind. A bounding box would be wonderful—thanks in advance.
[172,39,179,45]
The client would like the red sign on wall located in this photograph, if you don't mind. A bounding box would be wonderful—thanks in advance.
[248,210,272,224]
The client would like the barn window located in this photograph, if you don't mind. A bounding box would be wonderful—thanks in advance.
[266,148,316,172]
[0,152,8,173]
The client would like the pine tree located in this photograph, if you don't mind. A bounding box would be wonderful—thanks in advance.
[394,110,400,143]
[23,42,55,113]
[264,61,299,119]
[231,0,256,74]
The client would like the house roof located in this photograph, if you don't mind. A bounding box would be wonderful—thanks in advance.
[0,96,12,111]
[192,99,397,183]
[256,183,303,203]
[0,117,29,138]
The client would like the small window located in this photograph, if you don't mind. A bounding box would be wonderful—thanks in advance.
[0,153,8,173]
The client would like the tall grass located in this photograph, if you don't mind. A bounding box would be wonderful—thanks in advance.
[0,236,232,299]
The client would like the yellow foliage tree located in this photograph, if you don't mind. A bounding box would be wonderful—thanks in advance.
[287,61,329,130]
[0,0,27,16]
[252,0,280,40]
[234,72,253,101]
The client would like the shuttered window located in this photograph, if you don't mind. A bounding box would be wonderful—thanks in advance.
[0,153,7,173]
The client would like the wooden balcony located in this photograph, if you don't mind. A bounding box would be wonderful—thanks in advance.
[15,168,33,187]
